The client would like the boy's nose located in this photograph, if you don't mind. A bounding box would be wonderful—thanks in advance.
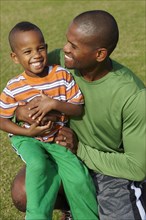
[33,50,41,58]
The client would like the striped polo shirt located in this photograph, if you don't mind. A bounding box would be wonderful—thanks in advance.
[0,65,84,141]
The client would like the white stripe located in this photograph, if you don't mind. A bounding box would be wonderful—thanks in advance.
[0,101,18,109]
[3,87,14,98]
[33,80,69,90]
[131,183,146,220]
[11,85,32,96]
[7,75,25,85]
[56,65,70,74]
[12,144,26,164]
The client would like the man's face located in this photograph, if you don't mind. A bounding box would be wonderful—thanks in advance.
[11,30,48,77]
[63,22,98,73]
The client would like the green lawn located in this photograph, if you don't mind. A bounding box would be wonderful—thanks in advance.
[0,1,145,219]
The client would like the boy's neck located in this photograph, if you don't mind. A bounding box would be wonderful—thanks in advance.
[25,66,48,78]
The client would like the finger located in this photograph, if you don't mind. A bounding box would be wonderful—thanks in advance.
[32,112,41,120]
[40,90,45,96]
[55,134,66,142]
[38,121,52,132]
[56,141,67,146]
[30,121,40,129]
[30,110,42,119]
[37,112,46,122]
[29,96,41,105]
[42,122,54,133]
[55,141,75,153]
[28,105,38,111]
[18,101,26,106]
[58,127,72,136]
[63,136,67,141]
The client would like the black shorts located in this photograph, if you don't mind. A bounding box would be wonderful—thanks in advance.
[90,172,146,220]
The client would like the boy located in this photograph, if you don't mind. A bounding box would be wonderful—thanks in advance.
[0,21,98,220]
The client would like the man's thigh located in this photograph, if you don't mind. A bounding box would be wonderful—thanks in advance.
[142,180,146,206]
[91,172,146,220]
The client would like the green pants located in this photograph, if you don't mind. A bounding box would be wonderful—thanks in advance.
[11,136,98,220]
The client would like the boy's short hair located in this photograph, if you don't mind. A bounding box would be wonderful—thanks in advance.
[9,21,44,51]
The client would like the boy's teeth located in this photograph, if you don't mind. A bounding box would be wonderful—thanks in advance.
[32,62,41,67]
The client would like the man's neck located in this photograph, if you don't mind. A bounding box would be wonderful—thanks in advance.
[80,59,112,82]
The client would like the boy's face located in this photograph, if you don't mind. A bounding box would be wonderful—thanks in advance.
[11,30,48,77]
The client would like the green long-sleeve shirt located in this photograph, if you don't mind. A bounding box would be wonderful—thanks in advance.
[48,49,146,181]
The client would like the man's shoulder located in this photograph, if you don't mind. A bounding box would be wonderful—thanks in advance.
[111,59,145,88]
[112,60,133,74]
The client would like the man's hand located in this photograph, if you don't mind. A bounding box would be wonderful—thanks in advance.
[55,127,78,154]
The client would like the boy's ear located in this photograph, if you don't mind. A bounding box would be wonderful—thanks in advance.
[10,52,20,64]
[96,48,108,62]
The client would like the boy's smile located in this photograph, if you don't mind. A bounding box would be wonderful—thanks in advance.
[11,30,48,77]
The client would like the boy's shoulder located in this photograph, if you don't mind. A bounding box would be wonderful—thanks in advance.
[48,64,75,83]
[7,72,25,86]
[51,64,70,74]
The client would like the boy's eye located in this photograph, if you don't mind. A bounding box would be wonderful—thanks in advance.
[39,46,46,51]
[24,50,31,54]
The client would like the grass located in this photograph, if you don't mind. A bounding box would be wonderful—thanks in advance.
[0,1,145,219]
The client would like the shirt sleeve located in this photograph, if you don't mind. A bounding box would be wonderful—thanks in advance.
[77,89,146,181]
[0,87,18,118]
[65,71,84,105]
[48,51,84,104]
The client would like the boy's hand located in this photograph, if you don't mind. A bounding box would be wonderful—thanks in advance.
[28,91,56,122]
[16,96,59,125]
[25,121,52,137]
[16,96,42,124]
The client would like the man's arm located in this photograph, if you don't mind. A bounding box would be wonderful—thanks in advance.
[77,90,146,181]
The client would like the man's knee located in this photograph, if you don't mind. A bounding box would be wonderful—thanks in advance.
[11,166,26,212]
[11,165,69,212]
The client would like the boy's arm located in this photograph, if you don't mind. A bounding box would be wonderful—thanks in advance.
[52,99,83,116]
[29,92,84,122]
[0,117,52,137]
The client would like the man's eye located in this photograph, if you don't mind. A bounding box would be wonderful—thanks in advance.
[71,44,77,49]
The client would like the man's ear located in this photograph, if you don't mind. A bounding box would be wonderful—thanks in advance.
[10,52,20,64]
[96,48,108,62]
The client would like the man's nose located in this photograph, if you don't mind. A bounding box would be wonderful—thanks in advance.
[63,42,70,53]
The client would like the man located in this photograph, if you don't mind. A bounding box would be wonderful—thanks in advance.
[11,10,146,220]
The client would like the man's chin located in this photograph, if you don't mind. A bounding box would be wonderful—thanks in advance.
[64,63,74,69]
[64,57,75,69]
[65,66,74,69]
